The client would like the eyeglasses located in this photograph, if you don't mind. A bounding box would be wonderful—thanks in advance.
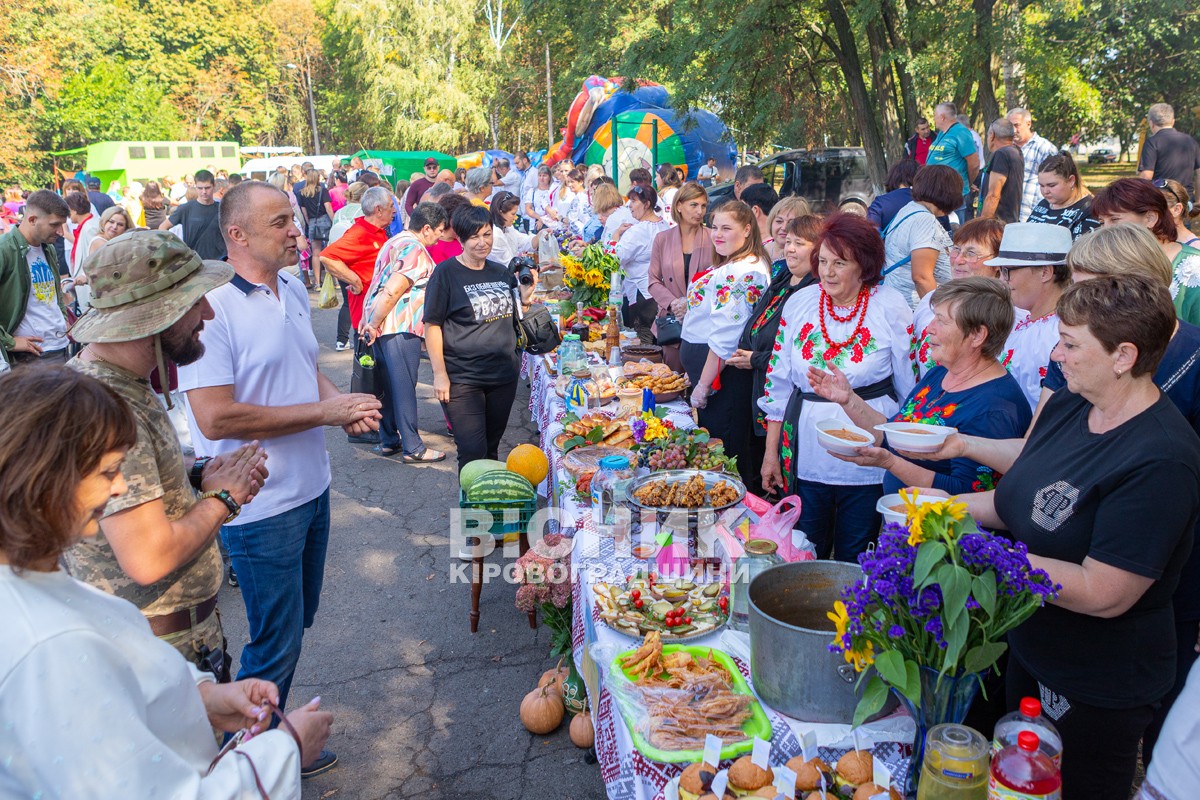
[949,246,994,262]
[999,265,1038,280]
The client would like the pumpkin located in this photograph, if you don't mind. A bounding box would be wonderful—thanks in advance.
[520,685,564,734]
[507,443,550,486]
[538,659,568,695]
[569,708,594,748]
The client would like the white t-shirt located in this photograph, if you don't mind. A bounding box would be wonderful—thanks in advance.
[490,224,535,265]
[1142,659,1200,800]
[697,164,718,183]
[1000,311,1058,411]
[15,244,69,351]
[178,271,331,525]
[0,567,300,797]
[616,218,673,302]
[680,254,770,358]
[882,201,951,308]
[602,206,636,243]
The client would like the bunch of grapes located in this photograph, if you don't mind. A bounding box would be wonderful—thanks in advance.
[647,443,688,470]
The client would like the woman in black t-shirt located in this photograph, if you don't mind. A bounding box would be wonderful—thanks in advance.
[949,275,1200,800]
[424,205,535,471]
[1026,153,1100,240]
[298,169,334,282]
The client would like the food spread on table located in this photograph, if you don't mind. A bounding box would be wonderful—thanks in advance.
[593,574,729,638]
[554,412,635,452]
[631,474,741,509]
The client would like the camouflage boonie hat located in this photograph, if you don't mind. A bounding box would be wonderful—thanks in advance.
[69,230,234,344]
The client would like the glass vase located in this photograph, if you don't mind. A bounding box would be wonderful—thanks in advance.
[893,666,983,798]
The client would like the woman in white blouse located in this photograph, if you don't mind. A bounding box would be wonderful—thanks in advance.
[759,213,915,561]
[680,199,771,491]
[490,190,540,265]
[525,166,555,231]
[615,184,672,342]
[0,368,331,798]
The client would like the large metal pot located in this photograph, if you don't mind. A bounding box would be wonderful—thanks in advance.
[748,560,896,723]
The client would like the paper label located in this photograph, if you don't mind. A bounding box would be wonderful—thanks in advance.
[799,730,817,762]
[703,734,722,769]
[987,774,1062,800]
[711,771,729,798]
[872,758,892,791]
[752,736,771,769]
[773,765,797,799]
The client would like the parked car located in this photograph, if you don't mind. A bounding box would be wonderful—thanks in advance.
[1088,148,1118,164]
[706,148,875,215]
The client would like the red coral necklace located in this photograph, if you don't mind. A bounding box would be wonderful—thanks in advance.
[819,286,871,349]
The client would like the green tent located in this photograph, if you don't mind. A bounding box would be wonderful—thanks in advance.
[51,141,242,191]
[351,150,455,187]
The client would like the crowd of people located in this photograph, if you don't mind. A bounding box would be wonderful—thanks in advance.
[2,97,1200,799]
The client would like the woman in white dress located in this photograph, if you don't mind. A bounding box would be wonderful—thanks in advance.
[0,367,331,798]
[525,166,556,231]
[614,184,672,342]
[489,190,539,265]
[759,213,915,561]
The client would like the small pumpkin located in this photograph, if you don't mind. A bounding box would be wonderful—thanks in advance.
[520,685,564,734]
[538,659,568,694]
[569,707,594,748]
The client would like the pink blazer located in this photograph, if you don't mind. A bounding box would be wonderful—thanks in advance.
[647,225,715,309]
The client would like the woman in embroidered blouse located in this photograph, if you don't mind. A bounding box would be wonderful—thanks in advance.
[759,213,915,561]
[615,184,672,343]
[1093,177,1200,326]
[809,277,1031,498]
[680,200,772,491]
[911,218,1005,379]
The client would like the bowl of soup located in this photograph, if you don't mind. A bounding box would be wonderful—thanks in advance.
[814,418,875,456]
[876,492,942,526]
[874,421,957,453]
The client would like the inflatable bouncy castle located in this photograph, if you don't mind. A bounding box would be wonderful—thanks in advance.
[544,77,735,192]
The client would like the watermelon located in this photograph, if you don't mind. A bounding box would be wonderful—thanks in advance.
[459,459,508,491]
[465,470,537,503]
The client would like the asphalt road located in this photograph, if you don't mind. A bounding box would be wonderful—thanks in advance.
[215,298,605,800]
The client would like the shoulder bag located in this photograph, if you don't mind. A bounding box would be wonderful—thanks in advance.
[511,287,562,355]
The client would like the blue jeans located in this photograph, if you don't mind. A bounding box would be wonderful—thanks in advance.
[794,478,883,563]
[221,488,330,710]
[375,332,425,455]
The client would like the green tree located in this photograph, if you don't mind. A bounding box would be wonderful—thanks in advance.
[39,60,182,150]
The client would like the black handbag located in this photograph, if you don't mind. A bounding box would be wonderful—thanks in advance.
[351,339,384,400]
[654,311,683,346]
[512,288,563,355]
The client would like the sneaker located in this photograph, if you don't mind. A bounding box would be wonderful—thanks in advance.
[227,567,238,588]
[301,750,338,779]
[334,341,349,352]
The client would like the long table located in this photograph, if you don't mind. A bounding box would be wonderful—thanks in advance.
[525,356,916,799]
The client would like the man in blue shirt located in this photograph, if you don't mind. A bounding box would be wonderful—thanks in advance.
[926,102,980,223]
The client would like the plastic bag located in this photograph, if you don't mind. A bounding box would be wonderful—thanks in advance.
[742,494,814,561]
[317,273,339,310]
[538,231,561,268]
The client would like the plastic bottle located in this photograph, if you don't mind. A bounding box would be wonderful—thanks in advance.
[992,698,1062,768]
[606,305,620,360]
[987,732,1062,800]
[918,724,989,800]
[591,455,631,536]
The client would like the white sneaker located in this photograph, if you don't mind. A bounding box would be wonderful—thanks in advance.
[334,341,349,352]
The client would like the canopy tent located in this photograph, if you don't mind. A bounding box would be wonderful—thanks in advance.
[350,150,456,187]
[50,141,241,191]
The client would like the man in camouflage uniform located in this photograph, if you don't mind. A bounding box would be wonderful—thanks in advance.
[62,230,268,678]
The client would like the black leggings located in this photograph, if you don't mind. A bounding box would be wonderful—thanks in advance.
[337,281,352,346]
[622,294,659,344]
[1006,656,1156,800]
[679,342,764,494]
[442,379,519,472]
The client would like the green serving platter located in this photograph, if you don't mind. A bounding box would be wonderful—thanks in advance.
[608,643,772,763]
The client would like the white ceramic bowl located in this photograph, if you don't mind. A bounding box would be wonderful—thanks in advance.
[814,418,876,455]
[874,422,957,453]
[877,492,941,526]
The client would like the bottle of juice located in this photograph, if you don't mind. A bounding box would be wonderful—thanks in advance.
[992,698,1063,768]
[987,732,1061,800]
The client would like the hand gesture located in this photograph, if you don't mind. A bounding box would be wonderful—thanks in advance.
[725,349,753,370]
[761,454,784,493]
[12,336,44,356]
[198,678,279,735]
[829,445,896,470]
[806,363,854,405]
[201,442,268,506]
[894,434,967,462]
[690,384,711,409]
[614,223,633,240]
[284,697,334,767]
[433,372,451,404]
[322,393,383,428]
[669,297,688,319]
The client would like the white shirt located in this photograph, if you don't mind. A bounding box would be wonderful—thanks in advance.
[497,169,522,197]
[0,567,300,798]
[520,170,541,218]
[178,270,331,525]
[910,291,936,380]
[1001,310,1058,410]
[759,283,915,485]
[882,201,951,309]
[659,186,679,222]
[490,224,534,265]
[1142,659,1200,800]
[602,206,636,243]
[680,254,770,358]
[616,217,672,302]
[15,244,68,351]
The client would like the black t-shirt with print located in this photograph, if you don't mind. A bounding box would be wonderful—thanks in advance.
[995,389,1200,707]
[1026,196,1102,240]
[981,144,1025,223]
[423,257,520,385]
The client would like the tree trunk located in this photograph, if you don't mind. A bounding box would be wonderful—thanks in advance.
[881,0,919,130]
[973,0,1000,126]
[823,0,888,191]
[866,17,904,165]
[999,0,1024,109]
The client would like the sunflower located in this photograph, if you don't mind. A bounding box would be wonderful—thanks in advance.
[845,639,876,672]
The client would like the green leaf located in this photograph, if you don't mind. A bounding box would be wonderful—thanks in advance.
[585,427,605,443]
[561,412,580,425]
[972,570,997,619]
[904,659,922,705]
[913,542,947,586]
[562,435,586,453]
[963,641,1008,675]
[941,565,971,628]
[873,649,906,689]
[943,614,970,673]
[853,675,889,727]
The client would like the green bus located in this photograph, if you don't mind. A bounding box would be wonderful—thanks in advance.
[51,141,242,191]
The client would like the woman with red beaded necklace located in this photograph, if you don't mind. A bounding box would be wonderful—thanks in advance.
[759,214,915,562]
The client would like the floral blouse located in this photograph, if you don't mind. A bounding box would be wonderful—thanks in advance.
[1000,311,1059,410]
[680,254,770,359]
[759,283,916,486]
[909,291,937,380]
[1171,245,1200,327]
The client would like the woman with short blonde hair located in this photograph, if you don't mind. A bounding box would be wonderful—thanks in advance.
[765,196,813,264]
[1067,223,1174,286]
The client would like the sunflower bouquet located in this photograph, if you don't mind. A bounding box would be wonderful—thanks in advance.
[828,490,1058,725]
[561,244,621,308]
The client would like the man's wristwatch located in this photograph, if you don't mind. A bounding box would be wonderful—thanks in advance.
[189,457,212,491]
[198,490,241,523]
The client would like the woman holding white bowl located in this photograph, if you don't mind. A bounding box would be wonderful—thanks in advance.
[809,277,1031,497]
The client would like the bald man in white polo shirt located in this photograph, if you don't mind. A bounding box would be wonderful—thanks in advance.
[179,181,382,779]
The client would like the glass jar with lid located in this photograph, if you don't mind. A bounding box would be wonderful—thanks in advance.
[729,538,783,632]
